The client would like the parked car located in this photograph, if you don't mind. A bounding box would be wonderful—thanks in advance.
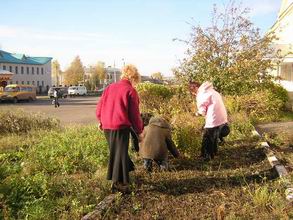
[48,87,68,99]
[68,85,87,96]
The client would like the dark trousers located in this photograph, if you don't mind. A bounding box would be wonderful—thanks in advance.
[54,97,59,108]
[201,127,219,159]
[143,158,168,172]
[104,129,134,184]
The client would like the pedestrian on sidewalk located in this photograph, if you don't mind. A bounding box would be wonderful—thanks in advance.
[96,64,143,193]
[189,81,229,161]
[53,88,60,108]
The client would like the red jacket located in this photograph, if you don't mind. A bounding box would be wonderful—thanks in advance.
[96,80,143,134]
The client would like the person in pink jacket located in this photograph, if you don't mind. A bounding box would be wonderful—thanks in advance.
[189,81,229,161]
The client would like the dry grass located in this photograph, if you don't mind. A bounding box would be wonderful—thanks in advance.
[103,140,293,219]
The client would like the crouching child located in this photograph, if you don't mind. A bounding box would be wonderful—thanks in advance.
[139,116,179,172]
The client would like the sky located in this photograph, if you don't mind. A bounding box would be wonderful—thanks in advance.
[0,0,281,76]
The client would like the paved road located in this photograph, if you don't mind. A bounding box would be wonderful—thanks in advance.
[256,121,293,139]
[0,96,99,125]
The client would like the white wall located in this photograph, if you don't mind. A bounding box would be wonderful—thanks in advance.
[0,62,52,91]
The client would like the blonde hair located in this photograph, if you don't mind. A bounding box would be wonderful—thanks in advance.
[121,64,141,85]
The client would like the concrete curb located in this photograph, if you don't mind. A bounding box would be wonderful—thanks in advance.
[252,129,293,201]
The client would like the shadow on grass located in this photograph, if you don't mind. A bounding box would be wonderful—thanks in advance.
[143,168,277,196]
[171,143,266,171]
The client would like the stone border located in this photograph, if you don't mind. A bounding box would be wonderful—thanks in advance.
[252,129,293,201]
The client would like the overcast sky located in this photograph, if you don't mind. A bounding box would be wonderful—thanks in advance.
[0,0,281,76]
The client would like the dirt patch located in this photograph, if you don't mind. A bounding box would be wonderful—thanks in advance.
[100,141,293,219]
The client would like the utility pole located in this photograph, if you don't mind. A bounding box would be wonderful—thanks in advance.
[114,61,117,83]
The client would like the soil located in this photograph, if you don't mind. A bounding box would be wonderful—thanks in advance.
[101,140,287,219]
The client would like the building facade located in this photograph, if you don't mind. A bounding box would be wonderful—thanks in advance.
[269,0,293,91]
[105,66,121,84]
[0,50,52,93]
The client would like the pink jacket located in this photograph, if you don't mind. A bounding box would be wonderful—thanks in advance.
[196,82,228,128]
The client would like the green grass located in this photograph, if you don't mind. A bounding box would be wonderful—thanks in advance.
[279,110,293,122]
[0,125,110,219]
[1,109,292,219]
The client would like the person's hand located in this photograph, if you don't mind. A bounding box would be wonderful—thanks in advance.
[98,122,103,131]
[195,112,201,117]
[138,133,144,142]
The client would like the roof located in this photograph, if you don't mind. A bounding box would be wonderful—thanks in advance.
[0,50,52,65]
[0,70,13,75]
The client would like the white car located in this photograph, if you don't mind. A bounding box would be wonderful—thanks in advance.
[68,86,87,96]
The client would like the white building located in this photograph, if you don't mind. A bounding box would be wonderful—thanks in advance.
[105,66,121,84]
[0,50,52,93]
[268,0,293,109]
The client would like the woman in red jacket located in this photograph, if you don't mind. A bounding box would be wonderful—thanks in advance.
[96,64,143,193]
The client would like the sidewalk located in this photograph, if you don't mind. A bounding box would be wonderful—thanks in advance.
[256,121,293,138]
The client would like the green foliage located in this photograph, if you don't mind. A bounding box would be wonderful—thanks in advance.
[174,2,282,96]
[0,125,110,219]
[137,82,255,157]
[267,83,289,109]
[24,126,108,175]
[227,112,254,141]
[0,110,60,135]
[171,113,204,157]
[225,90,285,123]
[137,82,174,113]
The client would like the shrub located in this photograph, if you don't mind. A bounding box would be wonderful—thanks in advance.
[267,83,289,109]
[227,112,255,141]
[171,113,204,157]
[0,110,60,135]
[224,90,284,123]
[137,83,174,113]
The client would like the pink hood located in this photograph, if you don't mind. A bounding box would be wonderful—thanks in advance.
[196,82,228,128]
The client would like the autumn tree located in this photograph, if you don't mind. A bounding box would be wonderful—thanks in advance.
[86,61,106,90]
[151,72,163,81]
[64,56,84,86]
[174,1,282,95]
[51,60,61,86]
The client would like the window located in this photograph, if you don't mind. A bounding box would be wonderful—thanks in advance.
[41,68,44,74]
[37,67,39,75]
[3,65,6,70]
[27,67,29,74]
[32,81,35,85]
[10,81,13,84]
[32,67,34,75]
[15,66,18,74]
[16,81,18,84]
[22,81,24,85]
[37,81,40,86]
[280,63,293,82]
[9,66,12,72]
[27,81,30,85]
[42,81,44,86]
[21,66,24,74]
